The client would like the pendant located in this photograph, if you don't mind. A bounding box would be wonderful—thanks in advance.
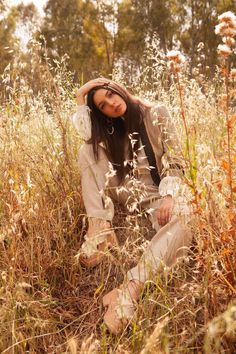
[107,126,114,135]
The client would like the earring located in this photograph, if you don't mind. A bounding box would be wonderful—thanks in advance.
[106,117,114,135]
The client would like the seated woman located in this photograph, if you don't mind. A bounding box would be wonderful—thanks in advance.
[72,78,192,335]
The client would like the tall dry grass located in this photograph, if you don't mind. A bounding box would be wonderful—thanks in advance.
[0,35,235,353]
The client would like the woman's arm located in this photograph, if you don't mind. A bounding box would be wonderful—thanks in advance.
[72,105,92,141]
[75,78,111,105]
[73,78,110,140]
[150,104,185,225]
[153,104,184,178]
[150,104,185,198]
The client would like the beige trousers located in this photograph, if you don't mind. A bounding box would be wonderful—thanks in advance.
[78,143,192,283]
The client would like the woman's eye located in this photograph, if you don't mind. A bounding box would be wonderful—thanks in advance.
[108,91,113,97]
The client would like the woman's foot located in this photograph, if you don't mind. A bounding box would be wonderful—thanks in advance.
[78,218,118,268]
[102,280,143,335]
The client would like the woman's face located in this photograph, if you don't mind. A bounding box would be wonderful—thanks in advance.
[93,88,127,118]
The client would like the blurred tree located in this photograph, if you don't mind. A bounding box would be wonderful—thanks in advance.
[94,0,120,74]
[15,2,39,31]
[116,0,146,68]
[0,4,18,78]
[116,0,174,58]
[0,2,41,100]
[115,0,236,79]
[1,0,235,96]
[39,0,111,83]
[113,0,182,83]
[178,0,236,77]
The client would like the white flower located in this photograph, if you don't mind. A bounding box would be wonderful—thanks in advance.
[217,44,232,57]
[222,36,235,46]
[218,11,236,24]
[230,68,236,78]
[215,23,236,37]
[215,23,226,35]
[166,50,185,64]
[222,27,236,37]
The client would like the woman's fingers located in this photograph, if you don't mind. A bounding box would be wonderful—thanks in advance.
[157,208,163,225]
[157,208,170,226]
[94,77,110,84]
[156,197,173,226]
[87,77,110,88]
[76,77,110,99]
[158,210,170,226]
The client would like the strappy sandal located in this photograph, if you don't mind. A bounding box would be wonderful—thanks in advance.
[78,228,118,268]
[102,287,136,335]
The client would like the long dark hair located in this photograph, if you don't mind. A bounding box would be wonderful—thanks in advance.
[87,81,146,183]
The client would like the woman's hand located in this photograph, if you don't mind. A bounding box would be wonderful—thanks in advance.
[156,195,174,226]
[75,78,110,105]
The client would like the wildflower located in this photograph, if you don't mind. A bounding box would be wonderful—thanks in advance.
[230,68,236,78]
[215,23,236,37]
[218,11,236,25]
[166,50,185,73]
[222,36,235,46]
[222,27,236,37]
[215,11,236,38]
[217,44,232,57]
[215,23,227,36]
[167,61,180,73]
[166,50,185,64]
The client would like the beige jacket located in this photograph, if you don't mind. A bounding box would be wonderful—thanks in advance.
[72,103,184,197]
[143,104,184,179]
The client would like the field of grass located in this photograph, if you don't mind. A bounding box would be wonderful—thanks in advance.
[0,38,236,353]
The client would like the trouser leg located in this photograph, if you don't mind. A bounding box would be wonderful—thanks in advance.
[127,195,192,283]
[78,143,192,279]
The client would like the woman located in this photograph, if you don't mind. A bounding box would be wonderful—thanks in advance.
[73,78,192,335]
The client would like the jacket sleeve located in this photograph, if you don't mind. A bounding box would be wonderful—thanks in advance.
[72,104,92,141]
[150,104,185,197]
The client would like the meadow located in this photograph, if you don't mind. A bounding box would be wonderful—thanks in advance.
[0,13,236,354]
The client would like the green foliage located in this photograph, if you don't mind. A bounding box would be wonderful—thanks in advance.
[0,6,18,78]
[0,0,235,92]
[39,0,110,82]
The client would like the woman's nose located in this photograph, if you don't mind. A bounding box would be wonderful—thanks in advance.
[108,98,115,107]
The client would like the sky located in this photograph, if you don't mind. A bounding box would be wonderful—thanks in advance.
[7,0,48,49]
[8,0,47,16]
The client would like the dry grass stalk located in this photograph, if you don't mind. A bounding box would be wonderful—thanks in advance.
[79,334,100,353]
[0,12,235,353]
[140,317,169,354]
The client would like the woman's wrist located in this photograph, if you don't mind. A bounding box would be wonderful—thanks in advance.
[76,93,86,105]
[163,194,173,199]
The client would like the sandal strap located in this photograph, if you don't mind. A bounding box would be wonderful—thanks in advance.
[80,230,113,257]
[115,289,135,320]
